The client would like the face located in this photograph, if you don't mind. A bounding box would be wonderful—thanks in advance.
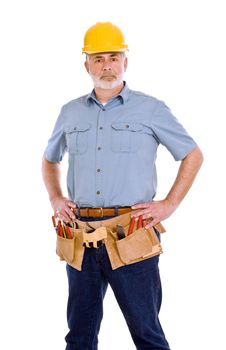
[85,52,128,89]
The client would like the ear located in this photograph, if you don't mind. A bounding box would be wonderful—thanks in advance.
[84,60,90,74]
[123,56,128,72]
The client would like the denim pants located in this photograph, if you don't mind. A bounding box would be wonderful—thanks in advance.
[65,217,170,350]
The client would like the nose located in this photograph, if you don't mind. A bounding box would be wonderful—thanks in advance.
[103,62,112,71]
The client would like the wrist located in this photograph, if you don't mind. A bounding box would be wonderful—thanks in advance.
[50,194,64,206]
[164,197,178,213]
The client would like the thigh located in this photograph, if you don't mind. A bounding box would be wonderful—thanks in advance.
[66,248,108,317]
[108,256,162,317]
[66,248,108,348]
[107,257,170,349]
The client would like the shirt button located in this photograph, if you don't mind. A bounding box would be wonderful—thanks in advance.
[96,191,101,195]
[74,127,77,130]
[97,169,101,172]
[125,124,129,128]
[99,126,103,130]
[97,146,101,150]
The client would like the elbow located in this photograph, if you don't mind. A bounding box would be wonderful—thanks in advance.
[195,146,204,168]
[184,146,204,169]
[42,154,60,165]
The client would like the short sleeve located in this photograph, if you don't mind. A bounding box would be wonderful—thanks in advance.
[44,107,67,162]
[151,101,197,160]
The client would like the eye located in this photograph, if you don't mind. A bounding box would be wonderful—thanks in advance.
[93,57,103,63]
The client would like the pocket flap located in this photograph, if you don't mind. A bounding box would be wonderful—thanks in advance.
[65,123,91,133]
[111,122,143,132]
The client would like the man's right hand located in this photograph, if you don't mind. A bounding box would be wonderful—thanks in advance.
[51,196,76,224]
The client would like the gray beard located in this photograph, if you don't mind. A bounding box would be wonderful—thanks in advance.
[91,76,123,90]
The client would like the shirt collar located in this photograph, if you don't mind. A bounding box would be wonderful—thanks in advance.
[86,81,130,106]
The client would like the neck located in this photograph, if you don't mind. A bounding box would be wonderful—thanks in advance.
[94,82,124,104]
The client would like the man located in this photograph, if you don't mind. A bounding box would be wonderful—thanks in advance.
[42,22,203,350]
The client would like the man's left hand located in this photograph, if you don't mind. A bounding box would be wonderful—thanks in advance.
[131,200,176,228]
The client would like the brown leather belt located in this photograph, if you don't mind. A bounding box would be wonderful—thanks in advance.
[76,207,132,218]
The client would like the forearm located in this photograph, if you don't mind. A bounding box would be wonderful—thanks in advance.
[131,146,203,226]
[42,156,76,223]
[42,157,63,204]
[165,146,204,210]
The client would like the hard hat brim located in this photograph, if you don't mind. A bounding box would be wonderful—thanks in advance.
[82,46,128,55]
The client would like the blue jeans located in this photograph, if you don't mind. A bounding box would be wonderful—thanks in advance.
[65,217,170,350]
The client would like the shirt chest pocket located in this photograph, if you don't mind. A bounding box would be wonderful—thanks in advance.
[65,123,91,155]
[111,122,143,153]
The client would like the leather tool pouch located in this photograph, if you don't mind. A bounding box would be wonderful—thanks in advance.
[104,215,165,270]
[115,227,161,264]
[55,224,108,270]
[56,227,85,271]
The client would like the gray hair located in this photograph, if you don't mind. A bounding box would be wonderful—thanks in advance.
[85,52,126,61]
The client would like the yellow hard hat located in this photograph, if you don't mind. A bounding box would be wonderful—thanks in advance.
[82,22,128,54]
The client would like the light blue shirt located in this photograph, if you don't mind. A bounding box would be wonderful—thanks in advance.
[44,82,197,207]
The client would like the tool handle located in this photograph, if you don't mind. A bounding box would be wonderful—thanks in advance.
[52,216,57,227]
[57,221,64,237]
[65,226,73,239]
[128,217,136,235]
[137,215,143,229]
[117,224,125,240]
[61,221,67,238]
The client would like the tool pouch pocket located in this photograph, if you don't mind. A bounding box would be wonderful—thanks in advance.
[115,227,162,265]
[56,228,85,271]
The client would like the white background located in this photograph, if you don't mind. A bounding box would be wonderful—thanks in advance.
[0,0,225,349]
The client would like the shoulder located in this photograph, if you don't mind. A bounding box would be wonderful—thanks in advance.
[61,94,88,113]
[128,87,164,105]
[128,88,166,112]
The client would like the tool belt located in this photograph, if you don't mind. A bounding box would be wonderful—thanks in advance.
[52,211,166,271]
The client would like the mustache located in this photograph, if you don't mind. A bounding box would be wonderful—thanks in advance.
[100,73,117,79]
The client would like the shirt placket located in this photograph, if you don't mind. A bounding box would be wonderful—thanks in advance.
[95,105,106,206]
